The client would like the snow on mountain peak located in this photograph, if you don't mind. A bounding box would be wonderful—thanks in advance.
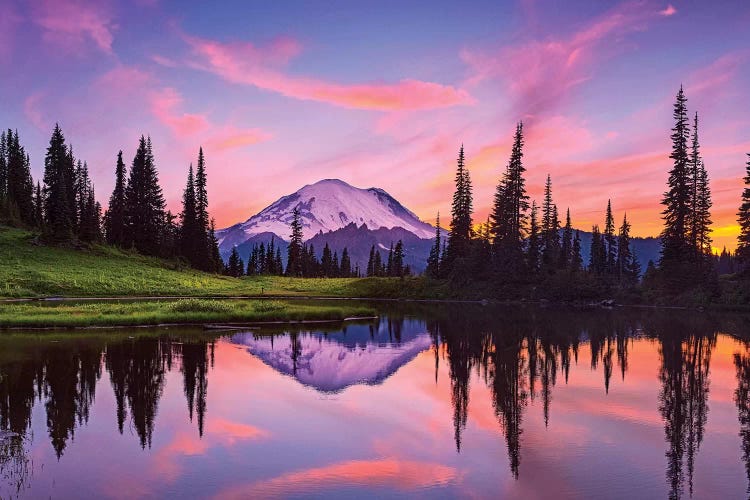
[218,178,435,246]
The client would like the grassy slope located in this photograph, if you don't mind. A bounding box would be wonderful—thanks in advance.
[0,227,444,299]
[0,299,375,328]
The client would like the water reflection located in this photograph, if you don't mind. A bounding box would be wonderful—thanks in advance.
[0,305,749,498]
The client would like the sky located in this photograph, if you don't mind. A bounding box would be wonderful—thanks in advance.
[1,0,749,250]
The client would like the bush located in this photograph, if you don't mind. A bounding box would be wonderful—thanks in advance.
[166,299,235,313]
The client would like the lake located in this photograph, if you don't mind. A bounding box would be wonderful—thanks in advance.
[1,302,750,499]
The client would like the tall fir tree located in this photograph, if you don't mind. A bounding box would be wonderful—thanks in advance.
[695,158,712,260]
[286,207,304,277]
[0,131,6,209]
[43,125,75,241]
[393,240,405,277]
[193,147,211,269]
[124,136,166,256]
[208,219,223,273]
[571,230,583,272]
[104,151,127,246]
[445,145,473,272]
[180,164,201,267]
[589,225,606,275]
[527,201,540,273]
[426,212,442,279]
[490,122,529,276]
[5,131,35,225]
[340,248,352,278]
[541,175,560,271]
[660,87,692,271]
[560,208,573,270]
[617,214,634,283]
[604,200,617,273]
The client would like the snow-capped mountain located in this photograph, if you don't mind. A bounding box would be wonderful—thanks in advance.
[231,321,432,392]
[217,179,435,252]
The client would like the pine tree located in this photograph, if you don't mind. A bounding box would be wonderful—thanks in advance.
[105,151,127,246]
[393,240,405,277]
[445,145,473,271]
[541,175,560,272]
[426,212,442,279]
[695,159,712,259]
[367,245,376,277]
[321,243,333,277]
[193,147,211,269]
[386,243,394,276]
[604,200,617,273]
[340,247,352,277]
[589,225,606,274]
[227,247,244,277]
[527,201,540,273]
[180,164,201,267]
[332,251,340,278]
[286,207,304,277]
[208,219,222,273]
[5,131,35,226]
[660,86,692,270]
[737,154,750,266]
[688,112,701,257]
[560,208,573,269]
[374,249,384,277]
[124,136,166,256]
[275,247,283,275]
[617,214,633,283]
[490,122,529,276]
[43,125,74,241]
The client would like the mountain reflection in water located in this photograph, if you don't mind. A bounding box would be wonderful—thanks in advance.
[1,304,750,498]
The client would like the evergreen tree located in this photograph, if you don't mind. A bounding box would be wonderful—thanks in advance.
[738,154,750,266]
[617,214,633,284]
[604,200,617,273]
[527,201,540,273]
[660,87,692,271]
[393,240,405,277]
[321,243,334,277]
[426,212,442,279]
[208,219,223,273]
[180,164,201,267]
[286,207,304,277]
[43,125,74,241]
[104,151,127,246]
[373,249,383,277]
[560,208,573,269]
[540,175,560,272]
[332,251,340,278]
[340,247,352,277]
[124,136,166,256]
[367,245,376,277]
[227,247,244,277]
[490,122,529,275]
[445,145,473,272]
[589,225,606,274]
[695,158,712,259]
[5,130,35,225]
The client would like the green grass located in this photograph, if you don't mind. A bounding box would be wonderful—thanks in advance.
[0,226,444,299]
[0,299,376,328]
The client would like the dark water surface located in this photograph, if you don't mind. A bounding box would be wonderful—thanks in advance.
[2,303,750,499]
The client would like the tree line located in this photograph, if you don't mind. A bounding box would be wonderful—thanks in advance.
[427,86,735,300]
[0,124,226,273]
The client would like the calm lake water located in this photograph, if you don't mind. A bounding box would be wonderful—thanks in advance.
[2,302,750,499]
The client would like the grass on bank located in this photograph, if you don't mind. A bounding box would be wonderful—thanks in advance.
[0,226,445,299]
[0,298,376,328]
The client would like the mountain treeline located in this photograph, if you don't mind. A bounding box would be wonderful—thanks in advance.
[428,87,747,302]
[0,124,224,273]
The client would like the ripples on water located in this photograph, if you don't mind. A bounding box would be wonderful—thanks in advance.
[1,303,750,499]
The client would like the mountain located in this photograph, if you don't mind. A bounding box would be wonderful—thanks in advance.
[217,179,435,252]
[230,319,432,393]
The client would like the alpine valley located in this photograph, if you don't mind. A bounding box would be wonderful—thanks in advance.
[217,178,661,274]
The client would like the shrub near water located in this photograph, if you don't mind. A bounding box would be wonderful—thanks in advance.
[166,299,236,314]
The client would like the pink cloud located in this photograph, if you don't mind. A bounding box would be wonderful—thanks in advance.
[150,87,210,137]
[31,0,116,54]
[149,87,272,151]
[461,1,672,116]
[95,65,153,92]
[660,4,677,16]
[23,92,49,131]
[184,35,474,111]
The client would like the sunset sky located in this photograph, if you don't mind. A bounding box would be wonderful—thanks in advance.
[1,0,749,250]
